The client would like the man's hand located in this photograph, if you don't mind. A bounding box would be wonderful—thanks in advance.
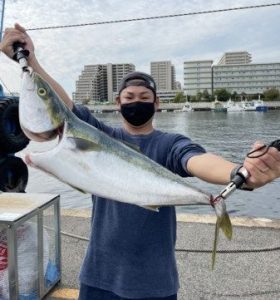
[0,23,35,61]
[243,141,280,189]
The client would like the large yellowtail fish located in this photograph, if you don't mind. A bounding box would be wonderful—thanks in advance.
[19,70,232,268]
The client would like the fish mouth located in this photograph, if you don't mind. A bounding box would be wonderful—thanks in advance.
[21,123,64,142]
[24,120,70,167]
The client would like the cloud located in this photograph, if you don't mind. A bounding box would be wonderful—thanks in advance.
[1,0,279,95]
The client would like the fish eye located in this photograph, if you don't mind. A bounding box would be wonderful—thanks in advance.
[38,88,47,97]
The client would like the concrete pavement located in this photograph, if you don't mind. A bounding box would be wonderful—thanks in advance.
[46,210,280,300]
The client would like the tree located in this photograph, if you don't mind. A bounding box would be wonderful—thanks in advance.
[196,92,203,101]
[263,88,280,101]
[214,89,231,102]
[190,95,197,102]
[240,92,247,101]
[202,89,210,101]
[231,91,238,101]
[81,97,91,105]
[173,91,186,103]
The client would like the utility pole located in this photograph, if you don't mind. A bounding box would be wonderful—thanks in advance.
[0,0,5,41]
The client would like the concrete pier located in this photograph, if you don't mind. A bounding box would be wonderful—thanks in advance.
[46,210,280,300]
[85,101,280,113]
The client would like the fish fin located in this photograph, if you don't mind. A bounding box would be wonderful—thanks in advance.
[219,212,233,240]
[67,137,102,152]
[67,183,87,194]
[75,186,87,194]
[142,205,160,212]
[211,213,232,270]
[122,140,141,152]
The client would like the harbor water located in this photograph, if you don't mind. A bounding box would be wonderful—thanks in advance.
[20,110,280,219]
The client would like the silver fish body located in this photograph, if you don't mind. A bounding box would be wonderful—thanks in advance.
[26,120,212,208]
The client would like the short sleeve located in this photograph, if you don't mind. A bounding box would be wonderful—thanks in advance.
[166,135,206,177]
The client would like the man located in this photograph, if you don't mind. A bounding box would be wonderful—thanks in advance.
[1,24,280,300]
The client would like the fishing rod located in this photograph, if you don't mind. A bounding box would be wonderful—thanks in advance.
[12,42,29,72]
[213,139,280,203]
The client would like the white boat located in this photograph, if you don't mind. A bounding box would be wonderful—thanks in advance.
[224,99,244,112]
[181,102,193,112]
[241,99,268,112]
[211,99,227,112]
[252,99,268,112]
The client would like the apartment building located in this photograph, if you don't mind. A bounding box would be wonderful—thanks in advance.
[150,61,181,101]
[73,63,135,103]
[183,60,213,96]
[184,52,280,96]
[213,62,280,95]
[150,61,176,90]
[73,65,107,103]
[217,51,252,65]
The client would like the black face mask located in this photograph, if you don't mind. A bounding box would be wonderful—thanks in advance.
[120,102,155,126]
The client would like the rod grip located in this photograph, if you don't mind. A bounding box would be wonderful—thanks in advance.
[12,42,29,62]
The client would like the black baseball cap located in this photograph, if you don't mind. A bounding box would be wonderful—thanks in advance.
[118,71,157,97]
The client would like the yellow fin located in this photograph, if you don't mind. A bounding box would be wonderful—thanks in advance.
[122,140,141,152]
[211,213,233,270]
[67,137,102,152]
[142,205,159,212]
[220,212,233,240]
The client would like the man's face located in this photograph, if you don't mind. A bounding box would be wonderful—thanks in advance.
[119,85,155,105]
[117,85,159,108]
[116,85,159,127]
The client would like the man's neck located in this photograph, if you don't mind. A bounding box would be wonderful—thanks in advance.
[123,121,154,135]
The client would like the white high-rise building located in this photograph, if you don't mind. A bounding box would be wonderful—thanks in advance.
[184,52,280,97]
[217,51,252,65]
[107,63,136,102]
[72,65,107,103]
[73,63,135,103]
[183,60,213,96]
[213,62,280,95]
[150,61,176,90]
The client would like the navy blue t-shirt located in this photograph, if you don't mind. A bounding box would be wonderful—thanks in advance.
[73,104,206,298]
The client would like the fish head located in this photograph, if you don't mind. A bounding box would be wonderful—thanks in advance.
[19,71,67,141]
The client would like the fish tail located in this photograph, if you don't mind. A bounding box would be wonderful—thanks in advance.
[211,213,232,270]
[219,211,233,240]
[211,196,233,270]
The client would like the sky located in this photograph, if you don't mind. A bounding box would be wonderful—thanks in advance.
[0,0,279,96]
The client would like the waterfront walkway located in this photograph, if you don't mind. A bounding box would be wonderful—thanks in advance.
[47,210,280,300]
[87,101,280,113]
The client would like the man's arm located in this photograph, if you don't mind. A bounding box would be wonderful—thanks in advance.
[187,142,280,189]
[187,153,236,185]
[0,23,73,109]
